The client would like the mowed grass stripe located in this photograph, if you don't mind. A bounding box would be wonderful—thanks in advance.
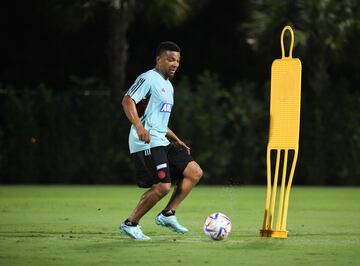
[0,186,360,266]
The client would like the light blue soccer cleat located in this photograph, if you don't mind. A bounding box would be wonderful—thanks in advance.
[155,214,188,233]
[120,223,151,240]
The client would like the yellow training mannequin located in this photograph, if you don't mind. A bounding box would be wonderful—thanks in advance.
[260,25,302,238]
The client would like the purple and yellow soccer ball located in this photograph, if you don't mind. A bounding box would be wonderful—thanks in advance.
[203,212,232,240]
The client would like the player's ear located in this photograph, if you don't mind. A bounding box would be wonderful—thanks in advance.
[156,55,161,65]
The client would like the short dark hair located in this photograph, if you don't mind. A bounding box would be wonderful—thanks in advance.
[156,41,181,56]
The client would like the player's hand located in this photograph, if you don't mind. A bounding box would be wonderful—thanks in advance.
[135,124,150,143]
[175,140,190,155]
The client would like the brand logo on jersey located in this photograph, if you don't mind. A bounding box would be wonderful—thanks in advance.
[160,103,172,113]
[161,88,166,93]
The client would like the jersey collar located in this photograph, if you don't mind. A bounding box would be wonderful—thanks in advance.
[153,68,168,80]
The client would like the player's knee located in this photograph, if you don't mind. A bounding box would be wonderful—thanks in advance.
[194,166,203,182]
[185,162,203,183]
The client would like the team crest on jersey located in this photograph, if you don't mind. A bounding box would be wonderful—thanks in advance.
[160,103,173,113]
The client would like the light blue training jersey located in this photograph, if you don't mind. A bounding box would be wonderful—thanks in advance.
[125,69,174,153]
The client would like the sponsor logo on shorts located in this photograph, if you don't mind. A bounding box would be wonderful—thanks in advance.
[160,103,172,113]
[156,163,167,170]
[158,170,166,179]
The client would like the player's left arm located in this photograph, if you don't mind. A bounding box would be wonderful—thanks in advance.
[167,128,190,155]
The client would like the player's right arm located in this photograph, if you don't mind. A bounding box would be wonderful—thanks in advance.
[122,96,150,144]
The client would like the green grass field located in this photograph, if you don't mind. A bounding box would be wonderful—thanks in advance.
[0,186,360,266]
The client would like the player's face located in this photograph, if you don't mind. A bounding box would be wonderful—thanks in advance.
[157,51,180,79]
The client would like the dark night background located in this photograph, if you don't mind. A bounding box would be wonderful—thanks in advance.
[1,0,359,185]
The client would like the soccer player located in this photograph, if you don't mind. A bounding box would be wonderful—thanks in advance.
[120,41,203,240]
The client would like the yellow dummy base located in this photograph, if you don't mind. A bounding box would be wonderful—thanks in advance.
[259,229,288,238]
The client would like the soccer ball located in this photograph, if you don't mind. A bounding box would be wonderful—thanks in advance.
[203,212,232,240]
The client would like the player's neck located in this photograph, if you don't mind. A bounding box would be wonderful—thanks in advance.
[154,67,168,80]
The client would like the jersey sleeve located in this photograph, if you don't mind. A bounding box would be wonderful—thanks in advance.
[125,74,151,103]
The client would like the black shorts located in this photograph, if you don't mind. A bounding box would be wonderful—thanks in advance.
[131,144,194,188]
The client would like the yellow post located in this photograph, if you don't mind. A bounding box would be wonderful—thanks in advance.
[259,26,302,238]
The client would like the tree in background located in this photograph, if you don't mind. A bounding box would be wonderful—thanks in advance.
[2,0,203,102]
